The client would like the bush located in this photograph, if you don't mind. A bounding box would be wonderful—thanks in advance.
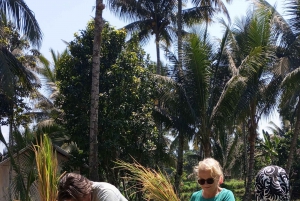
[221,179,244,200]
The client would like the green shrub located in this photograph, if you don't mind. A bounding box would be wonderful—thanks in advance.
[221,179,244,189]
[221,179,244,200]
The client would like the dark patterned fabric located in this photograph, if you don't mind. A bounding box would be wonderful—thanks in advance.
[255,165,289,201]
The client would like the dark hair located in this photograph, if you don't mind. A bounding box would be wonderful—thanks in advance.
[57,173,93,201]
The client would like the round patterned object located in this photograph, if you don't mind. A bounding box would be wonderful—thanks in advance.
[255,165,289,201]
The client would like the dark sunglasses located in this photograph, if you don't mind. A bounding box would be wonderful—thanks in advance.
[198,178,215,185]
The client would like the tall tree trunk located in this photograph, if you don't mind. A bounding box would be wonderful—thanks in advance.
[286,100,300,175]
[174,0,183,196]
[174,131,184,196]
[201,128,211,158]
[244,105,257,201]
[177,0,183,78]
[155,36,161,75]
[8,98,14,201]
[89,0,104,181]
[8,117,13,201]
[203,140,211,158]
[243,121,248,186]
[155,28,163,169]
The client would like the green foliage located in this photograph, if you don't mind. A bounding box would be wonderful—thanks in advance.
[182,150,199,175]
[256,130,280,165]
[0,128,36,201]
[98,42,158,176]
[0,20,41,128]
[56,21,158,182]
[0,1,42,47]
[180,181,198,201]
[56,21,126,151]
[221,179,245,201]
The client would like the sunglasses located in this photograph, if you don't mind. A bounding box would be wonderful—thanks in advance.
[198,178,215,185]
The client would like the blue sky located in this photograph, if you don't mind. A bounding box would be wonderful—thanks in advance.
[0,0,284,152]
[23,0,284,59]
[24,0,284,60]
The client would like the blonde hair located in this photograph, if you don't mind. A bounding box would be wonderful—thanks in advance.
[196,158,223,178]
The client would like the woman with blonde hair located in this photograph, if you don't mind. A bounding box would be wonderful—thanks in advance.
[190,158,235,201]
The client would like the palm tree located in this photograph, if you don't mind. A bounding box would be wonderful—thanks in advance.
[175,0,183,195]
[34,48,67,122]
[108,0,177,75]
[171,0,231,193]
[33,49,67,140]
[276,0,300,176]
[257,130,280,164]
[153,68,195,194]
[176,25,234,158]
[38,48,68,99]
[155,24,231,194]
[279,67,300,175]
[0,12,41,124]
[0,7,42,199]
[89,0,105,181]
[187,0,232,25]
[0,14,40,99]
[213,5,283,200]
[0,15,41,149]
[0,0,42,47]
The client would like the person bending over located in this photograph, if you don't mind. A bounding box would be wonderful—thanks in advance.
[57,173,128,201]
[190,158,235,201]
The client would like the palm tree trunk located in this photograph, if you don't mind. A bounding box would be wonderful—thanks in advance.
[244,105,257,201]
[155,29,163,169]
[8,117,13,201]
[203,140,211,158]
[89,0,104,181]
[243,121,248,184]
[202,128,211,157]
[286,100,300,175]
[174,131,184,196]
[155,36,161,75]
[8,98,14,201]
[177,0,183,78]
[174,1,184,196]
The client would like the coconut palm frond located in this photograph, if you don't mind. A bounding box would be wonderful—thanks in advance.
[0,0,43,47]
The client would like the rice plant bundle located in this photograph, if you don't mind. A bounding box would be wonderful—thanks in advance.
[116,160,180,201]
[33,134,58,201]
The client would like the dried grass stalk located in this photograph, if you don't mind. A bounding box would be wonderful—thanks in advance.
[33,134,58,201]
[116,160,180,201]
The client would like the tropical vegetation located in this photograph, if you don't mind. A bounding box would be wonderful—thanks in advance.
[1,0,300,201]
